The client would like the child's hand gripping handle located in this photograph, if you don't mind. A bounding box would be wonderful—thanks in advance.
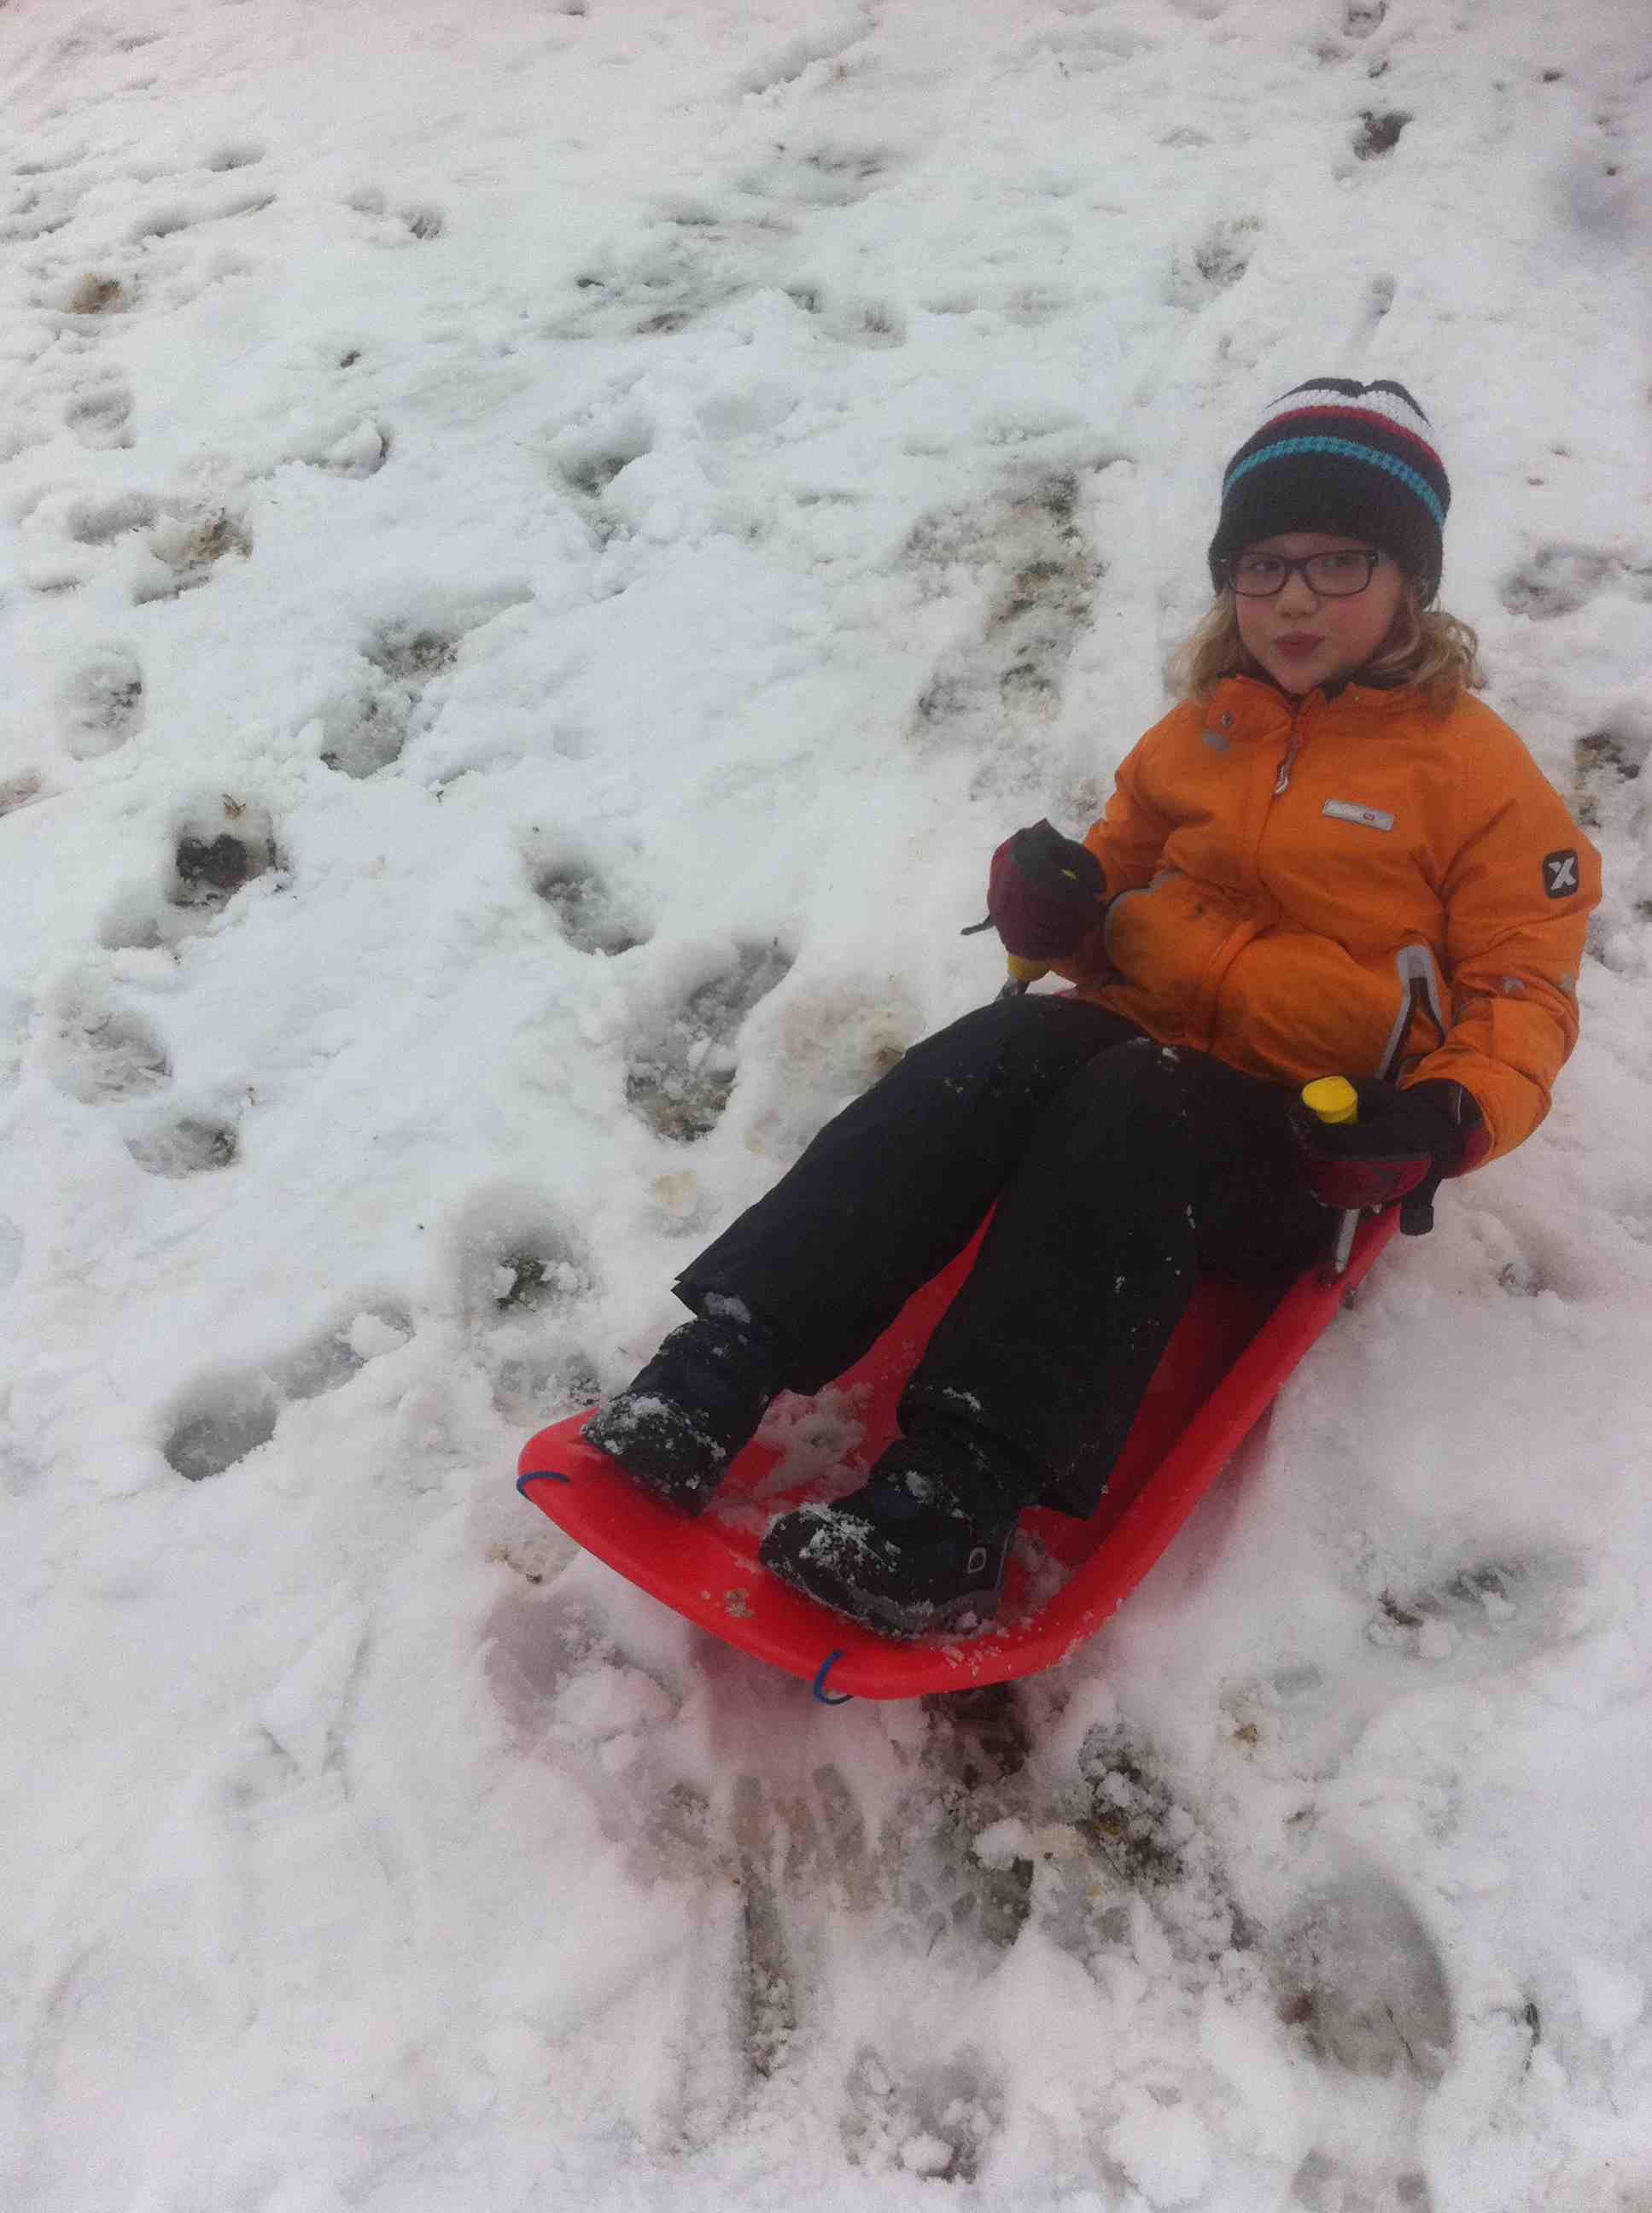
[963,820,1108,996]
[1293,1073,1488,1259]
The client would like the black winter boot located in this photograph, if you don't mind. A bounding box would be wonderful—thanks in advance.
[583,1303,783,1515]
[757,1422,1035,1637]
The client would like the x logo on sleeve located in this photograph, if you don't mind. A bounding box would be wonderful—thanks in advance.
[1544,850,1579,899]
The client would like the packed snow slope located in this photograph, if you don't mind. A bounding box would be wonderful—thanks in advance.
[3,0,1650,2207]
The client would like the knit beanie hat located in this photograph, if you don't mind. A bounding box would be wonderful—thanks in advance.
[1207,377,1451,600]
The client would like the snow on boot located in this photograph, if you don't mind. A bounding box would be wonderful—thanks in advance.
[583,1304,782,1515]
[757,1423,1032,1638]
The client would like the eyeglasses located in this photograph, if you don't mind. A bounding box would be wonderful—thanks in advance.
[1224,548,1385,598]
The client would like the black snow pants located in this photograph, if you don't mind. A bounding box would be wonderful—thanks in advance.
[676,996,1328,1515]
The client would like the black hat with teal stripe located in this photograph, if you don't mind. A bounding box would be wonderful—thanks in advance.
[1208,377,1451,601]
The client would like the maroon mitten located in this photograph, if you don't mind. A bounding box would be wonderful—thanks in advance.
[1291,1078,1490,1231]
[986,820,1106,963]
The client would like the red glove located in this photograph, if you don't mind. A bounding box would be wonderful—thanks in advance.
[986,820,1107,964]
[1291,1078,1491,1233]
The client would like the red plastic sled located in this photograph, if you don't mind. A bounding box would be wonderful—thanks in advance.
[517,1210,1397,1702]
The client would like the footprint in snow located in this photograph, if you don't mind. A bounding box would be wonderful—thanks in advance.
[1047,1718,1452,2205]
[131,502,253,604]
[1362,1550,1586,1667]
[0,176,83,244]
[448,1184,596,1422]
[624,939,794,1142]
[550,198,796,342]
[546,400,657,532]
[481,1574,723,1960]
[49,269,138,319]
[1275,1866,1453,2082]
[1167,214,1262,308]
[294,417,389,478]
[557,242,746,341]
[886,282,1068,333]
[898,1686,1041,1955]
[65,489,158,547]
[52,489,254,599]
[733,1772,802,2078]
[527,849,649,957]
[785,282,908,348]
[1345,270,1399,356]
[62,377,135,451]
[122,1112,239,1178]
[202,141,266,175]
[728,1751,988,2087]
[319,622,460,778]
[40,978,171,1103]
[490,1344,600,1428]
[842,2044,1005,2182]
[480,1521,569,1591]
[318,599,527,778]
[483,1581,679,1747]
[735,962,919,1164]
[1275,1861,1452,2211]
[170,805,281,912]
[344,187,444,245]
[163,1305,413,1480]
[1223,1547,1588,1781]
[56,644,145,759]
[1498,542,1652,622]
[1351,108,1410,160]
[452,1189,592,1329]
[126,187,274,243]
[999,281,1074,327]
[738,136,905,209]
[908,470,1101,785]
[1036,1712,1253,1965]
[797,1760,882,1911]
[100,799,282,952]
[0,773,46,818]
[1572,722,1649,835]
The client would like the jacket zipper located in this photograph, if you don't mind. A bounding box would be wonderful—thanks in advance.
[1273,709,1305,796]
[1195,706,1305,1052]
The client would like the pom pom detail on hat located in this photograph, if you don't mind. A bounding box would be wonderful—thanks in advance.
[1208,377,1451,600]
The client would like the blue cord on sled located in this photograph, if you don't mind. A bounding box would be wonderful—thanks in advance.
[812,1650,852,1705]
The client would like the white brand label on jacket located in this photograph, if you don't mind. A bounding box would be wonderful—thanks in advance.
[1322,799,1396,832]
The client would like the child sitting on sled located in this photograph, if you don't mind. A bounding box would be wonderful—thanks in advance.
[584,377,1600,1638]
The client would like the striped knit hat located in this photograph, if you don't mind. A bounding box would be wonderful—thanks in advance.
[1207,377,1451,600]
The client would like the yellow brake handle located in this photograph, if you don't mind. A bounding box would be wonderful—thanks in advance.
[1302,1077,1360,1281]
[997,955,1049,1000]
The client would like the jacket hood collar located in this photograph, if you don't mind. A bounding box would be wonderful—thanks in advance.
[1208,672,1423,734]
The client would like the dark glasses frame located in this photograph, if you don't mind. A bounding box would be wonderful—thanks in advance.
[1223,548,1385,598]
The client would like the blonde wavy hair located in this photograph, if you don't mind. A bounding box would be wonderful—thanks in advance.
[1168,575,1483,710]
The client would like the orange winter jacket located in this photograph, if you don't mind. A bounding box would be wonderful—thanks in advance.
[1057,674,1600,1165]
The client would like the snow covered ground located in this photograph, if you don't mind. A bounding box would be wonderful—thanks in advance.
[3,0,1650,2204]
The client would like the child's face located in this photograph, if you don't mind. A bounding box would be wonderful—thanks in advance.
[1231,531,1407,697]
